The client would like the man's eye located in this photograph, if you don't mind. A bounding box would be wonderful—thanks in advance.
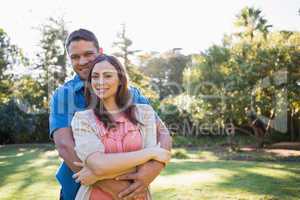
[85,52,95,57]
[71,56,79,60]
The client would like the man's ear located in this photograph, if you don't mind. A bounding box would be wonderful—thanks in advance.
[99,47,103,55]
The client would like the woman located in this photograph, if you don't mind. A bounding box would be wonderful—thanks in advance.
[71,55,171,200]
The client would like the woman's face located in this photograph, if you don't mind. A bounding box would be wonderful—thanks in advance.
[91,61,120,101]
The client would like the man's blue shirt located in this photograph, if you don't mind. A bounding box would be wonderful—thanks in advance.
[49,75,150,200]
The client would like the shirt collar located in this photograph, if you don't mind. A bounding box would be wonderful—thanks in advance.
[73,75,85,92]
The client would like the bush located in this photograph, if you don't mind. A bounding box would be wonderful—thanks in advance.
[172,135,193,147]
[157,99,194,137]
[172,149,190,159]
[267,131,290,143]
[0,101,49,144]
[32,113,50,143]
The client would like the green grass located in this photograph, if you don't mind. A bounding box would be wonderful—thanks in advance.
[0,144,300,200]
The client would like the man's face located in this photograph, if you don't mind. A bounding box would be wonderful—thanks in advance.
[68,40,99,80]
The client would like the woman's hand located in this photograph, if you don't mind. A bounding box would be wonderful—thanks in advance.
[72,161,99,185]
[148,144,171,164]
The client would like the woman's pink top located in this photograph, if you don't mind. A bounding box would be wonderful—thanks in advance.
[89,114,145,200]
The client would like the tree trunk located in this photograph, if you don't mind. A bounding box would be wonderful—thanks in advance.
[293,113,300,141]
[289,109,296,141]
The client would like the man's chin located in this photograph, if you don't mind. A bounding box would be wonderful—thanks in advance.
[78,73,89,80]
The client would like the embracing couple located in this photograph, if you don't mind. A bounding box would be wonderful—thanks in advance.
[49,29,172,200]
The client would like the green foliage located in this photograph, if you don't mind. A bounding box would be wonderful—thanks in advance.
[0,101,49,144]
[234,6,272,41]
[126,64,158,99]
[171,148,190,159]
[112,23,140,69]
[0,79,11,103]
[1,7,300,145]
[156,97,196,136]
[180,18,300,141]
[0,101,29,143]
[141,50,191,99]
[172,135,254,149]
[36,17,69,103]
[0,28,26,103]
[12,75,46,112]
[0,26,54,144]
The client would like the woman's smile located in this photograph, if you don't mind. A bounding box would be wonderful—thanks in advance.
[95,88,109,94]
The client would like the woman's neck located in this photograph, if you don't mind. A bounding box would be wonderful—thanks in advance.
[102,97,120,114]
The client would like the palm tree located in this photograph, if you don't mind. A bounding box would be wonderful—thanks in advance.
[235,7,272,41]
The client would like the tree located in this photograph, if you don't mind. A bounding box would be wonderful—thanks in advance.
[0,28,48,144]
[0,28,25,103]
[164,49,191,91]
[235,7,272,41]
[112,24,158,100]
[36,16,69,97]
[141,56,168,97]
[112,23,140,69]
[181,29,300,142]
[141,50,191,99]
[12,75,45,113]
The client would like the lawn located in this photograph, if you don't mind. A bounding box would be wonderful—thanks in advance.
[0,143,300,200]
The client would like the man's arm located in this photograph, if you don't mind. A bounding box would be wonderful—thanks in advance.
[111,87,172,199]
[117,118,172,199]
[53,127,82,172]
[94,119,172,200]
[54,127,136,199]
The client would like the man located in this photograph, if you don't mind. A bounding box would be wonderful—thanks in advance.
[49,29,172,200]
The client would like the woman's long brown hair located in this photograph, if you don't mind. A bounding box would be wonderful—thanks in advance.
[84,55,140,129]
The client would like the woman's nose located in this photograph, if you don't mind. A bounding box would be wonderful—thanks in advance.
[96,78,106,85]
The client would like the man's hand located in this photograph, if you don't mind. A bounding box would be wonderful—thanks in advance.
[72,162,99,185]
[115,117,172,199]
[116,160,164,199]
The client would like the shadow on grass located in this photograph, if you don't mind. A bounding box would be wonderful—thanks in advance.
[0,144,59,189]
[162,160,258,176]
[1,144,300,199]
[162,160,300,199]
[216,168,300,199]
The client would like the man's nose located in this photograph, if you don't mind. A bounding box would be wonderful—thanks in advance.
[79,57,89,66]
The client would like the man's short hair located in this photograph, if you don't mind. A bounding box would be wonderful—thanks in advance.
[66,28,100,51]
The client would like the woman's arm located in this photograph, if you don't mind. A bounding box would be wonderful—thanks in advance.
[86,146,169,177]
[86,149,151,177]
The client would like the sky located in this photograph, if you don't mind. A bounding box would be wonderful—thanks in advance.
[0,0,299,58]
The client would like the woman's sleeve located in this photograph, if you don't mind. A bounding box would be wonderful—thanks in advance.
[138,105,157,148]
[71,111,105,162]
